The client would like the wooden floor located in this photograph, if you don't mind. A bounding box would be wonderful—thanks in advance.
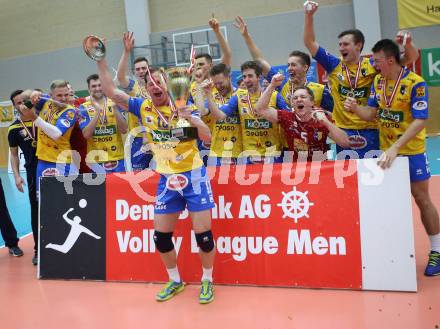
[1,177,439,329]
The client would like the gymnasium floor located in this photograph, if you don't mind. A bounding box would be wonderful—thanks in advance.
[0,137,439,328]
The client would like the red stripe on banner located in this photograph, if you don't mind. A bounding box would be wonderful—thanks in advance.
[105,162,362,289]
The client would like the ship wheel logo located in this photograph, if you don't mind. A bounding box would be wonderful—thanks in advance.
[277,187,314,223]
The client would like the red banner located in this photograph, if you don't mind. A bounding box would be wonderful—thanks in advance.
[106,162,362,289]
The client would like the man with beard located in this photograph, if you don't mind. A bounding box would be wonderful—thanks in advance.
[8,89,39,263]
[201,63,242,165]
[79,74,127,173]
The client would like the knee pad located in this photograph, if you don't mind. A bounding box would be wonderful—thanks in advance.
[195,230,215,252]
[153,231,174,253]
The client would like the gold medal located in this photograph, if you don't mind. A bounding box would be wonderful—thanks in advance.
[32,140,37,148]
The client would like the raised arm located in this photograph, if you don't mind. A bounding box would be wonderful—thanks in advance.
[396,31,419,66]
[116,32,134,89]
[303,2,320,57]
[233,16,271,76]
[209,16,232,68]
[115,106,128,134]
[255,73,284,123]
[97,58,130,110]
[206,92,227,121]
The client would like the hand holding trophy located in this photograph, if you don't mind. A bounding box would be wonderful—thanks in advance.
[83,35,106,61]
[166,67,198,141]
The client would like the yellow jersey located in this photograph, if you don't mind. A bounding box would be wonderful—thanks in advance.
[36,101,76,163]
[368,68,428,155]
[124,78,150,138]
[78,98,125,162]
[128,97,203,174]
[314,46,377,129]
[208,88,243,158]
[219,88,289,157]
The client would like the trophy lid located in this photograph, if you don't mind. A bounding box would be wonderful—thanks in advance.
[83,35,106,61]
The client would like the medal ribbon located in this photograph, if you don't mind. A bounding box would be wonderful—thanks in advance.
[152,101,177,127]
[187,44,196,74]
[18,118,36,141]
[246,91,261,117]
[342,59,362,91]
[289,78,308,103]
[383,67,405,109]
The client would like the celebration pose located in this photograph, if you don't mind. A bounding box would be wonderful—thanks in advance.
[345,39,440,276]
[208,61,289,164]
[26,81,78,194]
[79,74,127,173]
[303,1,418,158]
[256,74,349,161]
[95,52,217,303]
[234,15,333,111]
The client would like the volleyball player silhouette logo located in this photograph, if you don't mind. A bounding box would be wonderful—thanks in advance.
[45,199,101,254]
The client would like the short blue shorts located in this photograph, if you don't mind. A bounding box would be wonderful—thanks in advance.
[336,128,380,159]
[155,166,215,214]
[36,160,78,194]
[405,152,431,182]
[130,136,153,171]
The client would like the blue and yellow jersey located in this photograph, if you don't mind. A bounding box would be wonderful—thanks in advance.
[78,98,125,162]
[314,46,378,130]
[266,66,333,111]
[128,97,203,174]
[220,88,289,157]
[35,101,76,163]
[367,68,428,155]
[122,78,150,138]
[208,88,243,158]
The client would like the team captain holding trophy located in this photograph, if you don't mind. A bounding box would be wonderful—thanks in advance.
[83,36,216,304]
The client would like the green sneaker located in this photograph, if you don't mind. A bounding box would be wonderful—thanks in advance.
[199,280,214,304]
[156,281,185,302]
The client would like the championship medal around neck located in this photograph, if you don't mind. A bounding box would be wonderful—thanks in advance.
[19,118,37,147]
[342,60,362,99]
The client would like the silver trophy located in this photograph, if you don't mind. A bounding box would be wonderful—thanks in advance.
[83,35,106,61]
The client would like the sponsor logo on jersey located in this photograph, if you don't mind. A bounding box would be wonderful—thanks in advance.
[61,119,71,128]
[348,135,367,149]
[103,161,118,170]
[339,85,369,99]
[400,85,407,95]
[66,110,75,119]
[151,130,171,142]
[42,167,60,177]
[416,87,425,98]
[378,109,403,123]
[244,119,273,130]
[166,174,189,191]
[94,125,116,136]
[413,100,427,111]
